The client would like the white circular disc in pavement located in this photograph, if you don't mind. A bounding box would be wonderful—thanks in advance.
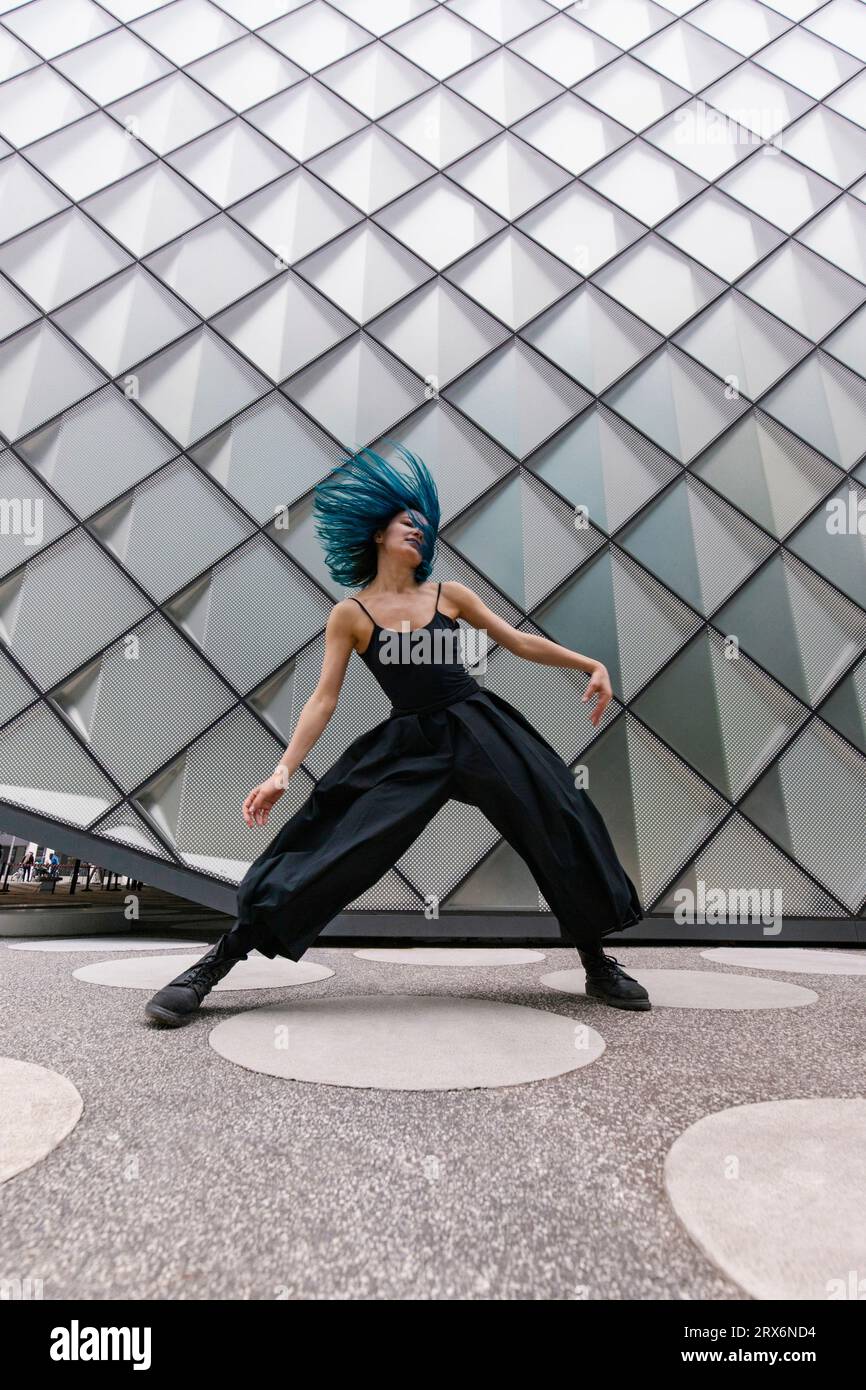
[0,1057,83,1184]
[665,1099,866,1300]
[7,937,207,952]
[701,947,866,975]
[354,947,545,967]
[541,967,816,1009]
[73,952,333,990]
[209,994,605,1090]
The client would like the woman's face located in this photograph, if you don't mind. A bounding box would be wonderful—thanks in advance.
[375,510,427,567]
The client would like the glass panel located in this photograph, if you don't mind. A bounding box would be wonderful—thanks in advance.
[0,155,69,240]
[518,181,645,274]
[368,3,496,81]
[715,550,866,705]
[825,67,866,129]
[131,0,245,65]
[166,119,296,207]
[575,53,691,133]
[0,64,94,145]
[87,456,257,603]
[364,276,508,386]
[756,24,861,98]
[374,175,505,269]
[632,17,741,91]
[703,61,812,140]
[574,0,673,48]
[443,226,579,330]
[760,350,866,468]
[795,194,866,282]
[82,162,217,257]
[741,720,866,911]
[717,146,838,234]
[592,235,726,335]
[689,0,792,55]
[582,138,705,225]
[106,72,232,156]
[805,0,866,60]
[443,338,590,459]
[514,92,632,178]
[17,384,177,517]
[673,289,811,399]
[633,627,808,799]
[25,110,154,200]
[618,473,775,615]
[189,391,342,522]
[529,403,680,535]
[187,34,303,113]
[602,343,748,462]
[143,215,280,319]
[246,76,365,160]
[231,168,361,265]
[259,1,371,71]
[446,0,555,45]
[380,87,499,168]
[3,0,117,60]
[786,477,866,605]
[645,94,757,180]
[0,206,131,311]
[521,283,662,395]
[823,302,866,378]
[446,48,561,126]
[691,408,843,539]
[53,264,198,376]
[659,186,785,280]
[211,273,355,381]
[775,106,866,185]
[133,326,270,447]
[508,12,617,86]
[308,125,434,215]
[284,334,425,447]
[738,241,866,340]
[295,221,433,324]
[54,26,172,103]
[319,39,435,119]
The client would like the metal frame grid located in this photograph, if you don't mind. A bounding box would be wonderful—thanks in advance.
[0,0,865,934]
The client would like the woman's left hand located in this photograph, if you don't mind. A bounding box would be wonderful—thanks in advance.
[583,662,613,727]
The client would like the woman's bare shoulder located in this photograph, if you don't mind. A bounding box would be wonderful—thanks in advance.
[439,579,478,620]
[327,597,368,640]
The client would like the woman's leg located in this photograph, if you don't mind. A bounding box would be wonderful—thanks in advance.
[145,735,454,1025]
[447,697,650,1009]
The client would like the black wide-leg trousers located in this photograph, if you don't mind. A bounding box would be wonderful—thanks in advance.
[230,687,643,962]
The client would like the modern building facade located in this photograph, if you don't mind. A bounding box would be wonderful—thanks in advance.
[0,0,864,937]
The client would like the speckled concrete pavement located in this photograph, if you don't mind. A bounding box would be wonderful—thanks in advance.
[1,937,862,1301]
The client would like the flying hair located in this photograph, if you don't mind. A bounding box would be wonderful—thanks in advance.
[312,441,441,588]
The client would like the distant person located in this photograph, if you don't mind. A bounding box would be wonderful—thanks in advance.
[21,851,34,881]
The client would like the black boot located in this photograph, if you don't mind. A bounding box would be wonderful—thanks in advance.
[144,935,247,1027]
[578,945,651,1011]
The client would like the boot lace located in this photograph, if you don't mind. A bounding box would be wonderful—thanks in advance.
[586,950,625,978]
[172,949,233,997]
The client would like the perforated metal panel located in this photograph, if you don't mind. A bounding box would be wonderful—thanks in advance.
[1,0,864,929]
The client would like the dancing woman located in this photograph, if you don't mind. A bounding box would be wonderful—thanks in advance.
[145,446,649,1025]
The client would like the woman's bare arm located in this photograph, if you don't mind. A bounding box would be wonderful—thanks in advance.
[242,601,359,826]
[443,580,613,728]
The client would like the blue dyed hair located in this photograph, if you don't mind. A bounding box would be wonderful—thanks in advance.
[313,441,441,588]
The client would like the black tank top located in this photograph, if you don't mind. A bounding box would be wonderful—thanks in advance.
[350,582,480,715]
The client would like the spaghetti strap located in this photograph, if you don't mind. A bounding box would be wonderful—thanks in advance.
[349,595,376,626]
[435,581,441,613]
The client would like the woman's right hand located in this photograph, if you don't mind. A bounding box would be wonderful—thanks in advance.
[242,773,288,827]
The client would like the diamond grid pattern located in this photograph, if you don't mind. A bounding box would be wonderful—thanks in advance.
[0,0,864,926]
